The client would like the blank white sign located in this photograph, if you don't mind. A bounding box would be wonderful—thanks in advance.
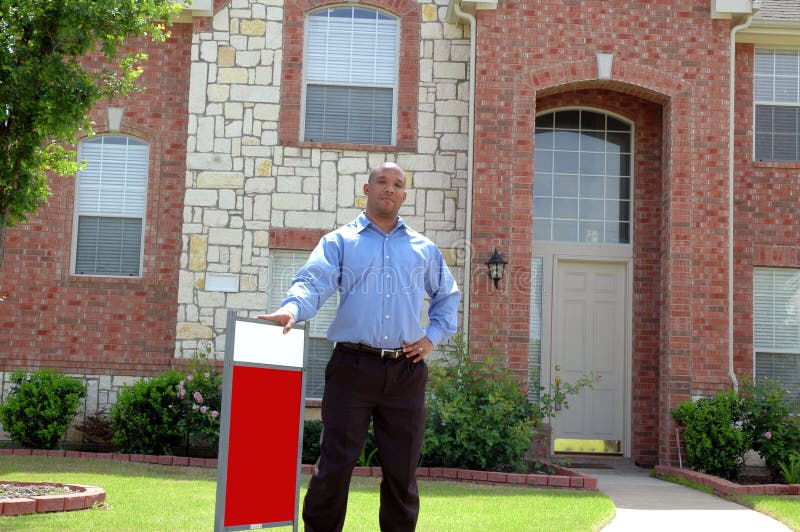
[232,320,305,368]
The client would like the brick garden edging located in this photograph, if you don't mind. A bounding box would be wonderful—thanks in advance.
[654,465,800,496]
[1,448,597,491]
[0,448,219,468]
[0,481,106,516]
[303,463,598,490]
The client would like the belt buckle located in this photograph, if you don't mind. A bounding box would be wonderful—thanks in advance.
[381,348,398,359]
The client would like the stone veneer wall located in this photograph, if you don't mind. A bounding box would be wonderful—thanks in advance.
[175,0,471,357]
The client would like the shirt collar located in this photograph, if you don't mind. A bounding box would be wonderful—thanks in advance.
[356,211,406,235]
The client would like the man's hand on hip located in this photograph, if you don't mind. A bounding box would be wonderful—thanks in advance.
[403,336,433,363]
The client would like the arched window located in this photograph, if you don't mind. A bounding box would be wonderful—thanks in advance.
[534,109,632,244]
[302,6,398,145]
[72,136,149,276]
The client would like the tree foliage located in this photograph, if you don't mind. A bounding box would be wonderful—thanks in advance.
[0,0,182,264]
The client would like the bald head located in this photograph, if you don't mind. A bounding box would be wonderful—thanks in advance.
[368,161,405,185]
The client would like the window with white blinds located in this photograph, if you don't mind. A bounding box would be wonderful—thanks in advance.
[303,6,398,145]
[73,136,148,276]
[269,249,339,400]
[753,267,800,406]
[754,48,800,162]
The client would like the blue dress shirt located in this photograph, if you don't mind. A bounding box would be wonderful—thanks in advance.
[279,213,460,348]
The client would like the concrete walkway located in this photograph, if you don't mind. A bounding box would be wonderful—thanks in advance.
[580,462,792,531]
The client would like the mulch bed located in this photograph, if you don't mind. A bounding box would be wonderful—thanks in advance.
[1,482,78,499]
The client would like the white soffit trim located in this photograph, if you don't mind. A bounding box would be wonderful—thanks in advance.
[447,0,498,25]
[175,0,213,23]
[737,22,800,46]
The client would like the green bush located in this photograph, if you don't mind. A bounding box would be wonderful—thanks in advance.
[740,380,800,482]
[110,344,223,456]
[0,369,87,449]
[174,345,223,452]
[301,419,378,466]
[672,391,748,481]
[421,335,540,472]
[302,419,323,464]
[779,452,800,484]
[110,370,184,455]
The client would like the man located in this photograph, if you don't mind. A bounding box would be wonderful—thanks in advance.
[258,161,460,531]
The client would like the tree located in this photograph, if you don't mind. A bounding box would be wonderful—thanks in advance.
[0,0,183,266]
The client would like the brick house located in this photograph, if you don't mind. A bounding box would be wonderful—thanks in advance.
[1,0,799,466]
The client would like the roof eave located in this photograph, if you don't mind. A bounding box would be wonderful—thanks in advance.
[738,20,800,45]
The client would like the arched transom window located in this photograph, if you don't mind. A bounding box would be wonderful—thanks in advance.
[534,109,632,244]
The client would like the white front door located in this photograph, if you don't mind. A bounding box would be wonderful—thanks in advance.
[551,260,626,453]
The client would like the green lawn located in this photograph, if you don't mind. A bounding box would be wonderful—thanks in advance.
[659,474,800,532]
[0,456,615,531]
[738,495,800,532]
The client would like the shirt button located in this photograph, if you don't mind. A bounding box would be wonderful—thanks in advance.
[385,294,390,298]
[385,256,389,259]
[385,315,390,319]
[384,335,388,340]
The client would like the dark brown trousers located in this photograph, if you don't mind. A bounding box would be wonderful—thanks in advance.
[302,343,428,532]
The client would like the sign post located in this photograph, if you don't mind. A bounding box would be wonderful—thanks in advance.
[215,311,306,531]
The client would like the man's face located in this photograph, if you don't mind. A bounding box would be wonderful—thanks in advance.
[364,164,407,219]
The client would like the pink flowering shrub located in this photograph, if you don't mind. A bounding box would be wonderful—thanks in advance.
[175,342,223,452]
[741,380,800,482]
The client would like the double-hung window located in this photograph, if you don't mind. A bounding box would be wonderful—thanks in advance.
[269,250,339,400]
[754,48,800,162]
[753,267,800,407]
[303,6,398,145]
[72,136,148,277]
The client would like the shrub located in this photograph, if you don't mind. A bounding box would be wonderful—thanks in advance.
[301,419,378,466]
[110,343,223,456]
[421,335,540,472]
[740,380,800,482]
[75,407,115,446]
[779,452,800,484]
[0,369,87,449]
[174,344,223,452]
[302,419,323,464]
[110,370,184,455]
[672,391,748,481]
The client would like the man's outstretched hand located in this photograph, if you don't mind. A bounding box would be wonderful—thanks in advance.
[256,310,296,334]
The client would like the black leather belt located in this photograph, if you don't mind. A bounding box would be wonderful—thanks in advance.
[338,342,405,360]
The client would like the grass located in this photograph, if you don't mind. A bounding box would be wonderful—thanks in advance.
[0,456,615,531]
[657,472,800,531]
[737,495,800,532]
[650,472,714,495]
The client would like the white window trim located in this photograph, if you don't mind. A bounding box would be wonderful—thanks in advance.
[299,6,400,145]
[70,135,148,278]
[752,47,800,162]
[752,267,800,405]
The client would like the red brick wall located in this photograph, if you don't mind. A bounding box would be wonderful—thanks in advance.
[270,228,326,251]
[733,42,800,379]
[0,25,193,377]
[278,0,420,152]
[466,1,733,464]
